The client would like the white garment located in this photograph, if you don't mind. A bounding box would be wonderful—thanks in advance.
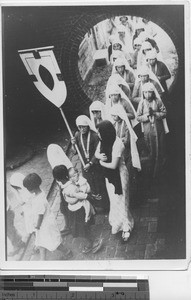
[68,199,93,223]
[89,101,107,130]
[31,191,62,251]
[96,138,134,234]
[61,179,94,223]
[47,143,73,169]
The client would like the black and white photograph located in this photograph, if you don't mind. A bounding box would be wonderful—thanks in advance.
[1,3,189,268]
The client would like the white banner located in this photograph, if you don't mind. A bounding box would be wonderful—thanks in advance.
[18,46,67,108]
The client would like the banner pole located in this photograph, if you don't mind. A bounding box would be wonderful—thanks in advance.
[59,107,85,168]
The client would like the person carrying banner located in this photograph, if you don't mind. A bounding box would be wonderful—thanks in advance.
[71,115,110,213]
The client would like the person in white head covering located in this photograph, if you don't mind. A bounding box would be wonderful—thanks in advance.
[109,104,141,215]
[136,40,154,69]
[111,37,132,65]
[132,22,145,48]
[131,36,142,70]
[132,65,164,108]
[138,31,160,54]
[137,82,168,178]
[110,49,127,66]
[146,49,171,95]
[112,56,135,92]
[105,83,136,128]
[109,104,141,171]
[47,144,73,170]
[71,115,110,213]
[107,73,131,99]
[89,100,107,130]
[116,24,133,53]
[108,34,116,62]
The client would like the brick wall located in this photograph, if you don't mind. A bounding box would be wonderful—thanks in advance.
[3,5,184,142]
[31,5,183,116]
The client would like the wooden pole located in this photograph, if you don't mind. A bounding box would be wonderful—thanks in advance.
[59,107,85,168]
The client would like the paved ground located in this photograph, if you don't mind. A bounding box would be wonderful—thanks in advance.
[6,129,174,262]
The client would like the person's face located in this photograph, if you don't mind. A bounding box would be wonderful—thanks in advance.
[148,58,156,66]
[134,43,141,51]
[110,93,120,103]
[78,125,89,135]
[120,17,128,25]
[118,31,125,38]
[92,110,102,120]
[143,90,153,101]
[140,74,149,83]
[69,168,79,183]
[116,65,125,75]
[137,28,144,36]
[111,114,120,122]
[113,43,122,51]
[143,47,152,54]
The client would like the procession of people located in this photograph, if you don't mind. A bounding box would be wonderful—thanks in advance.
[7,16,172,260]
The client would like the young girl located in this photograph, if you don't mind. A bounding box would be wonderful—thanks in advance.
[89,100,107,130]
[109,104,141,204]
[71,115,110,213]
[137,82,167,178]
[105,84,135,124]
[110,105,131,169]
[95,120,134,241]
[112,56,135,92]
[52,165,102,254]
[23,173,72,260]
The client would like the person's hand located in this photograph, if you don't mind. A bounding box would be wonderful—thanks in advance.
[99,153,107,162]
[84,163,91,172]
[71,137,76,145]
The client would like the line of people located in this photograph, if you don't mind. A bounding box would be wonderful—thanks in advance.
[7,18,171,260]
[7,78,169,261]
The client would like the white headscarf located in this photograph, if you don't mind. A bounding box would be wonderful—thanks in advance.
[133,37,142,47]
[141,82,169,134]
[76,115,96,132]
[146,48,171,74]
[112,38,124,50]
[10,172,25,188]
[105,77,138,128]
[136,41,153,69]
[110,49,126,65]
[136,65,164,92]
[47,143,73,170]
[117,24,134,53]
[109,104,141,170]
[89,101,107,128]
[113,56,133,73]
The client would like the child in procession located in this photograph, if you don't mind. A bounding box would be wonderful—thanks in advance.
[52,165,102,254]
[23,173,72,260]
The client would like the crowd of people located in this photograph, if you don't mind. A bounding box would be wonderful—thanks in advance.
[7,16,172,261]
